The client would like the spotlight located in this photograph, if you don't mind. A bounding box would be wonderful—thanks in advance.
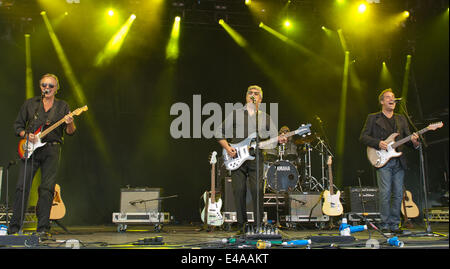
[219,19,224,25]
[358,3,367,13]
[245,0,251,5]
[108,10,114,16]
[40,11,46,15]
[403,11,409,18]
[131,14,136,20]
[283,20,291,28]
[175,16,181,22]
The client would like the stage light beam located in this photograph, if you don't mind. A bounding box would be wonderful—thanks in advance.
[41,11,111,165]
[166,16,181,60]
[95,14,137,66]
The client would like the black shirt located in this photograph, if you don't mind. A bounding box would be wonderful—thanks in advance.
[14,96,72,144]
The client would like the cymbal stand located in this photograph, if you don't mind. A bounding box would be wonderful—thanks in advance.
[314,136,337,192]
[303,143,322,192]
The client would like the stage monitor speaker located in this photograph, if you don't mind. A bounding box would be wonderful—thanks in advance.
[120,187,161,213]
[287,192,323,218]
[223,177,254,212]
[345,187,379,213]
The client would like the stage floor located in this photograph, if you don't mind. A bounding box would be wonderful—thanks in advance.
[2,222,448,250]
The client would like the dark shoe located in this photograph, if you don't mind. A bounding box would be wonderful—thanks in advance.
[390,228,404,234]
[35,231,51,241]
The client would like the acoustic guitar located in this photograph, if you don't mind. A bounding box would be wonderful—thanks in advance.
[401,190,419,221]
[49,184,66,220]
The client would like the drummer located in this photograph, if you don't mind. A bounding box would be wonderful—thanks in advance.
[278,126,298,161]
[263,126,297,162]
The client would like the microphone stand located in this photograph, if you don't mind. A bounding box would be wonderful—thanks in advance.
[254,99,261,232]
[398,101,433,235]
[3,160,18,228]
[18,95,42,234]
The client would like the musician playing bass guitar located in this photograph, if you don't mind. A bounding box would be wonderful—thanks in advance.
[359,88,419,234]
[8,73,76,237]
[215,85,285,235]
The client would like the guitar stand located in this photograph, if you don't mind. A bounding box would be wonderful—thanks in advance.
[51,219,70,234]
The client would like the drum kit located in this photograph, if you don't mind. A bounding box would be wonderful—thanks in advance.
[263,133,337,194]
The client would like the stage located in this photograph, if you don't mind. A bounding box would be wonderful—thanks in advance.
[1,222,448,250]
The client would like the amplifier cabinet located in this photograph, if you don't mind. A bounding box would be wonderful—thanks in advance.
[344,187,379,213]
[120,187,161,213]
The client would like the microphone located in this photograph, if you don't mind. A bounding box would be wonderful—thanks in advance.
[394,97,402,103]
[42,89,50,96]
[250,95,256,103]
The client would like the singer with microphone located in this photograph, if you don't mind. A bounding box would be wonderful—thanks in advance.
[8,73,76,237]
[359,88,419,234]
[215,85,282,235]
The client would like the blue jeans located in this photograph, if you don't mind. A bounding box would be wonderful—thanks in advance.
[376,158,404,230]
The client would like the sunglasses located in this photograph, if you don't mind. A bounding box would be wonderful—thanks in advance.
[41,83,55,89]
[247,91,260,96]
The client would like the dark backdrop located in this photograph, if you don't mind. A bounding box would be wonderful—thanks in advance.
[0,0,448,225]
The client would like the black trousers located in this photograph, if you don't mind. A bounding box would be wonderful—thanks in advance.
[9,143,61,233]
[231,155,264,227]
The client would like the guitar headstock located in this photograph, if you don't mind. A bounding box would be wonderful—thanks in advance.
[209,151,217,165]
[427,121,443,131]
[72,105,88,116]
[295,123,312,138]
[327,156,332,166]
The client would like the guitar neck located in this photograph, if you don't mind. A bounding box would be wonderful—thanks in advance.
[38,117,67,139]
[258,130,296,148]
[328,164,334,195]
[210,163,215,202]
[392,126,429,149]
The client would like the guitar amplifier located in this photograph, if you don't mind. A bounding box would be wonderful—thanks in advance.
[283,192,329,222]
[120,187,161,213]
[344,187,379,213]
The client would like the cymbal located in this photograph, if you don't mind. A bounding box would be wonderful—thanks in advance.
[294,135,316,145]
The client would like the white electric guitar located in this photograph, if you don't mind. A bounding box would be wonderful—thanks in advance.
[201,151,224,226]
[223,124,311,171]
[322,156,343,216]
[367,122,443,168]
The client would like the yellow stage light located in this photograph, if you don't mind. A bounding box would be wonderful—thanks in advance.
[358,3,366,13]
[108,10,114,16]
[284,20,291,28]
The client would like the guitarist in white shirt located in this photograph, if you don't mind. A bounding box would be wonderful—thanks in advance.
[8,73,76,237]
[215,85,285,234]
[359,88,419,234]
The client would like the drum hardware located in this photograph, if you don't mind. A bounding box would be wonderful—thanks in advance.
[302,143,323,192]
[313,136,339,193]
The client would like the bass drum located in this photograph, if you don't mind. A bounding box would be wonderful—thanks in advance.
[266,160,299,192]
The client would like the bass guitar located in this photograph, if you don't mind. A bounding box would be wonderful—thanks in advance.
[367,122,443,168]
[223,124,311,171]
[49,184,66,220]
[322,156,343,216]
[18,105,88,159]
[201,151,224,226]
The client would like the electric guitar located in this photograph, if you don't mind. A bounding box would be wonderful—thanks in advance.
[201,151,224,226]
[367,122,443,168]
[49,184,66,220]
[322,156,343,216]
[18,105,88,159]
[223,124,311,171]
[401,190,419,219]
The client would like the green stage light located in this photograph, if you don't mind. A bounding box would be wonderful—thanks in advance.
[166,16,181,60]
